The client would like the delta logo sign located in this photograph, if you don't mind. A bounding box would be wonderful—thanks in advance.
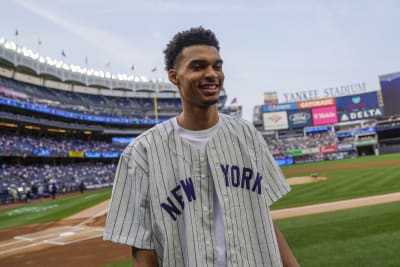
[339,108,384,122]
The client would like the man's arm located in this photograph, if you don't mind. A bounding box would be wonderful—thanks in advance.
[274,223,301,267]
[132,247,158,267]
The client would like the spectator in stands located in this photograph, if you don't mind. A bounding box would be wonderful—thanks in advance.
[80,180,85,194]
[50,183,57,199]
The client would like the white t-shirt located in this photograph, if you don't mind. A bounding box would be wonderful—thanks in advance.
[173,117,227,267]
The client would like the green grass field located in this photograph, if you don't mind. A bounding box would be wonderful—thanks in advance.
[1,153,399,266]
[272,153,400,209]
[102,153,400,267]
[275,201,400,267]
[103,201,400,267]
[0,188,111,229]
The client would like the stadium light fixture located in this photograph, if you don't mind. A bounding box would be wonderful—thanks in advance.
[31,52,39,60]
[4,41,17,50]
[0,36,176,86]
[46,57,57,66]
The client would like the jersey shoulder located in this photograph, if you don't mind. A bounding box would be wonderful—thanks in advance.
[219,113,259,137]
[123,118,175,156]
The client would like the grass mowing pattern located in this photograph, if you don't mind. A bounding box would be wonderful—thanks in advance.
[104,201,400,267]
[281,153,400,173]
[275,201,400,267]
[0,188,112,229]
[272,153,400,209]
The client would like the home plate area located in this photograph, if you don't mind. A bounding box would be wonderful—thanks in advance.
[0,225,104,257]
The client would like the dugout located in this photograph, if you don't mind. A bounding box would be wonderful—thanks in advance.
[375,116,400,154]
[354,134,378,156]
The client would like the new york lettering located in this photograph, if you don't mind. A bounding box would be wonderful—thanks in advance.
[220,164,262,195]
[160,177,196,221]
[160,165,263,221]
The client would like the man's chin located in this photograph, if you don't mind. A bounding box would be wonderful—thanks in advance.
[201,99,219,108]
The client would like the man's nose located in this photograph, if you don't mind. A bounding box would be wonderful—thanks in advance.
[205,66,218,79]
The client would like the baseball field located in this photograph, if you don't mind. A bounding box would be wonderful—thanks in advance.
[0,153,399,266]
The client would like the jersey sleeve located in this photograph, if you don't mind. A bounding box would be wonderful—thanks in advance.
[103,145,154,249]
[255,129,291,207]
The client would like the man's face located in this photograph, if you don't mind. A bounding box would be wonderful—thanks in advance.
[169,45,224,109]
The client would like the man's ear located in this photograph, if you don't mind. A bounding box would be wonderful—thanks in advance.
[168,69,178,86]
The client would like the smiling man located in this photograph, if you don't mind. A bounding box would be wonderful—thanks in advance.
[104,26,300,267]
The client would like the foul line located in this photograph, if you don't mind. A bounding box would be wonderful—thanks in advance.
[272,192,400,219]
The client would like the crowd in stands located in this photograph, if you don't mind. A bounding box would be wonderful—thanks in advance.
[0,162,116,204]
[0,76,183,121]
[266,131,337,152]
[0,133,125,157]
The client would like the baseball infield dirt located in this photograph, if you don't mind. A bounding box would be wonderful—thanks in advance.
[1,159,399,267]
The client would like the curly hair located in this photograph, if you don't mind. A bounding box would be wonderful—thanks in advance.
[163,26,220,71]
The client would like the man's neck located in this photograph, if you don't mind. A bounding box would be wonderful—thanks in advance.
[177,106,219,130]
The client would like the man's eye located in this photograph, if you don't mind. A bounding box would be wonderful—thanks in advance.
[214,65,223,71]
[192,64,202,70]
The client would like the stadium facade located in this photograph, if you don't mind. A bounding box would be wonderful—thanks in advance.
[253,83,400,166]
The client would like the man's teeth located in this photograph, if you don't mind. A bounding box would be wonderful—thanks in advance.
[202,85,217,89]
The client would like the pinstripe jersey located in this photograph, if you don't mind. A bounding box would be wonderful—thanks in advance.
[103,113,291,267]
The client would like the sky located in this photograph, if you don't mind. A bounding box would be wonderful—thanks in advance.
[1,0,400,122]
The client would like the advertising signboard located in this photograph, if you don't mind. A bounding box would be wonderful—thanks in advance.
[302,147,320,155]
[262,102,297,113]
[336,92,379,112]
[263,111,289,130]
[264,91,278,104]
[286,149,303,156]
[337,143,354,151]
[85,152,102,158]
[287,109,312,128]
[338,108,384,122]
[320,145,337,153]
[298,98,335,109]
[32,149,51,156]
[354,140,377,146]
[68,151,84,158]
[275,157,294,166]
[312,106,338,125]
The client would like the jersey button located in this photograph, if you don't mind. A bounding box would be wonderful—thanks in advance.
[200,156,205,162]
[203,206,209,212]
[201,174,206,179]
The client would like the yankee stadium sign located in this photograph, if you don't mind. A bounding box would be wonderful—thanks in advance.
[283,82,367,102]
